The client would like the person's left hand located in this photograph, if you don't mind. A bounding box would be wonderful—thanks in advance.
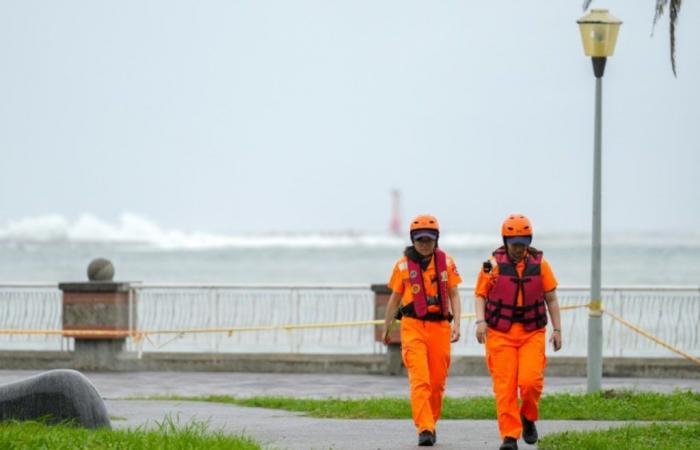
[550,329,562,351]
[451,323,461,343]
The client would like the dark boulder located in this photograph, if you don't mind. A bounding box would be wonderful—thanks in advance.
[0,369,110,428]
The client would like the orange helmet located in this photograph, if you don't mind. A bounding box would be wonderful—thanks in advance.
[410,214,440,241]
[501,214,533,237]
[410,214,439,232]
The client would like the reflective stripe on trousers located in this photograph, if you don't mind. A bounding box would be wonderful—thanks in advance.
[485,323,546,439]
[400,316,451,434]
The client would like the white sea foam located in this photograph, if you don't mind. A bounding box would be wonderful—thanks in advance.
[0,213,697,250]
[0,213,405,249]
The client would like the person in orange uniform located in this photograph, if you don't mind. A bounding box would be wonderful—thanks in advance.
[383,214,462,447]
[474,214,562,450]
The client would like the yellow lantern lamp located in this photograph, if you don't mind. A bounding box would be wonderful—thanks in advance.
[577,9,622,58]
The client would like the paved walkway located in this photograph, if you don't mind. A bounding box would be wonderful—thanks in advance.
[2,371,698,449]
[106,399,641,450]
[1,370,698,399]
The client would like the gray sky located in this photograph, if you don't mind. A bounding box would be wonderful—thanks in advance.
[1,1,698,235]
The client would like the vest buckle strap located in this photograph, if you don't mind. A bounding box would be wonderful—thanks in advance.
[512,315,548,326]
[399,304,453,322]
[486,299,542,312]
[426,296,440,306]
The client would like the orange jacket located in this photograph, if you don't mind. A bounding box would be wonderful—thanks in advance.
[389,251,462,314]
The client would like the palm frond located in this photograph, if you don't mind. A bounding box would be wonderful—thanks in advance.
[668,0,682,76]
[653,0,667,27]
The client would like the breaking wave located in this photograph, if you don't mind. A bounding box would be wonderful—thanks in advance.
[0,213,696,250]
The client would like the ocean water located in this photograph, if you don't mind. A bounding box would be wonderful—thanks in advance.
[0,233,698,286]
[0,212,698,284]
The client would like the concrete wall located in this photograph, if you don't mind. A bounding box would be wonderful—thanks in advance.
[0,350,697,378]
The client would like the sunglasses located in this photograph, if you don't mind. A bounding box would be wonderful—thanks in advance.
[415,237,436,243]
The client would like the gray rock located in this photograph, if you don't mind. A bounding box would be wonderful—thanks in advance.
[0,369,111,428]
[87,258,115,281]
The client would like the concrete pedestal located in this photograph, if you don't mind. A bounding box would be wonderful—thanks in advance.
[372,284,404,375]
[73,339,126,371]
[59,280,135,371]
[386,344,405,376]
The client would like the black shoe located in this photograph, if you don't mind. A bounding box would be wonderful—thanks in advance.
[521,414,538,444]
[499,437,518,450]
[433,429,436,443]
[418,430,435,446]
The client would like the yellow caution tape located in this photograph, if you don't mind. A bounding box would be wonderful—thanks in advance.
[560,303,592,311]
[602,308,700,365]
[4,302,698,366]
[0,304,590,338]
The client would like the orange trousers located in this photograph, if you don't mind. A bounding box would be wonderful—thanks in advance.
[485,323,546,439]
[401,317,451,434]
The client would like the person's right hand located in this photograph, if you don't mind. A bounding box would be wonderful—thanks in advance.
[382,327,392,345]
[475,322,487,344]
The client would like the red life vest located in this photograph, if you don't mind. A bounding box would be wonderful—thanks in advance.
[485,247,548,332]
[404,248,451,319]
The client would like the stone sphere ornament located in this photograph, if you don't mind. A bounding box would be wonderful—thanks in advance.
[87,258,115,281]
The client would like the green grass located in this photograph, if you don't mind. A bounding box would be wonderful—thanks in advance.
[538,422,700,450]
[0,416,261,450]
[145,390,700,421]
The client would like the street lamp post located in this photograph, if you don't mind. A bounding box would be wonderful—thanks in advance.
[577,9,622,393]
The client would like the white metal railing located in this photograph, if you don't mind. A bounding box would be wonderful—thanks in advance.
[0,284,698,358]
[460,286,700,357]
[129,284,375,354]
[0,283,71,351]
